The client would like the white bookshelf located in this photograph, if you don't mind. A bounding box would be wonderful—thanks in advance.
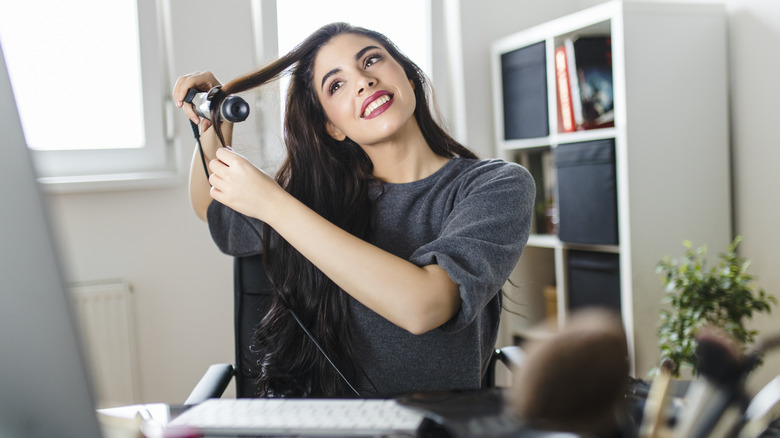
[491,1,732,376]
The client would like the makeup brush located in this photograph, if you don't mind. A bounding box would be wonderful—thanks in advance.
[673,326,745,438]
[506,308,629,436]
[637,359,675,438]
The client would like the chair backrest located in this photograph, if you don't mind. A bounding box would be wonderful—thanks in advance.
[233,254,273,397]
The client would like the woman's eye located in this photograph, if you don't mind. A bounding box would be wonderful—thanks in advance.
[329,80,343,95]
[365,54,382,68]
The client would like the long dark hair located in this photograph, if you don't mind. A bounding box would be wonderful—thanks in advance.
[209,22,477,397]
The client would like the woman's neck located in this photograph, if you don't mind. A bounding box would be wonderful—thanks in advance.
[362,119,450,184]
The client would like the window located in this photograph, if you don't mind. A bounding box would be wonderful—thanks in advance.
[0,0,433,186]
[276,0,431,76]
[247,0,432,171]
[0,0,172,185]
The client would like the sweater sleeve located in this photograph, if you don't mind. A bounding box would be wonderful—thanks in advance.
[206,200,265,256]
[409,161,535,333]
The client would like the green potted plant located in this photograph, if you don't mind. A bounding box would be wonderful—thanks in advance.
[656,236,776,377]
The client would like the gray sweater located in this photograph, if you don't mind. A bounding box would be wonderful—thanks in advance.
[207,157,535,396]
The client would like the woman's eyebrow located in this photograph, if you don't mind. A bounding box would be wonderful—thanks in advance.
[354,45,381,61]
[320,45,383,90]
[321,68,341,90]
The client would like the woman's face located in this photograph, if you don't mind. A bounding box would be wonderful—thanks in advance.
[312,33,417,147]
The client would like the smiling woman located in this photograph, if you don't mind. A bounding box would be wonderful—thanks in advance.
[172,22,535,398]
[314,35,421,157]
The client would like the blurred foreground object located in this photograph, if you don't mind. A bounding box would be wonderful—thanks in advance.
[507,308,629,435]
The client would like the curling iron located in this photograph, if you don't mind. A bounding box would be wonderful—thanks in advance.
[184,86,249,123]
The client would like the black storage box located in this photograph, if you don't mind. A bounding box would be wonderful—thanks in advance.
[555,139,618,245]
[501,41,549,139]
[567,250,621,312]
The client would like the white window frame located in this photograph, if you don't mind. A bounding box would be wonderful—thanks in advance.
[4,0,453,192]
[6,0,176,191]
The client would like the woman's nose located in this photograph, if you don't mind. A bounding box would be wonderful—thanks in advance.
[358,79,375,95]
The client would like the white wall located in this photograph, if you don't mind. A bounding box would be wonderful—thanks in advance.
[457,0,587,156]
[726,0,780,392]
[49,0,263,403]
[47,0,780,403]
[49,184,235,403]
[456,0,780,392]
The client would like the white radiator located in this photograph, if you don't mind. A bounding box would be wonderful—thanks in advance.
[69,279,140,408]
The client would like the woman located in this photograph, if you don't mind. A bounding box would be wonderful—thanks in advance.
[173,22,534,398]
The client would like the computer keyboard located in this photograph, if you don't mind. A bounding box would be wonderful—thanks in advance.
[166,397,427,436]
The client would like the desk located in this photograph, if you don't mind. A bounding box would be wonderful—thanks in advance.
[96,375,780,438]
[97,387,638,438]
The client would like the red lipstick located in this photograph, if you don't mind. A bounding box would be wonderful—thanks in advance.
[361,90,393,119]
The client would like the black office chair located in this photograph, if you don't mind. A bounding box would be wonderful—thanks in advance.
[231,254,274,397]
[185,254,525,404]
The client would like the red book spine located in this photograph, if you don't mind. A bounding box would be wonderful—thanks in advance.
[555,46,575,133]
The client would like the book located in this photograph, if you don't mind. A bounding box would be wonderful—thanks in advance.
[522,149,557,235]
[573,36,615,129]
[564,38,584,129]
[544,285,558,320]
[554,45,576,132]
[564,36,615,130]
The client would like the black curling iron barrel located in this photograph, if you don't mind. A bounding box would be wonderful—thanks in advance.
[184,87,249,123]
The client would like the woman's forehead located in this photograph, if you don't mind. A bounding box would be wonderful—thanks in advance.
[314,33,383,73]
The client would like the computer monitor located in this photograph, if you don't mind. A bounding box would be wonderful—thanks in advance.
[0,42,103,437]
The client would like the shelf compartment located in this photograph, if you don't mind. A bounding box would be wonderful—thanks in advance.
[555,138,618,246]
[499,41,549,140]
[567,250,621,313]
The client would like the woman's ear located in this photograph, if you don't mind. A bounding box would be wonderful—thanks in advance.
[325,121,347,141]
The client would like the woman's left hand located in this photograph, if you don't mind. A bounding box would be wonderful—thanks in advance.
[208,147,284,222]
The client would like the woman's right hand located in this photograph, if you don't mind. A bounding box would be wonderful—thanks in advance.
[177,71,230,221]
[172,71,221,131]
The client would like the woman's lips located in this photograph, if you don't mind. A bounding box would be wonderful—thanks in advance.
[361,91,393,119]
